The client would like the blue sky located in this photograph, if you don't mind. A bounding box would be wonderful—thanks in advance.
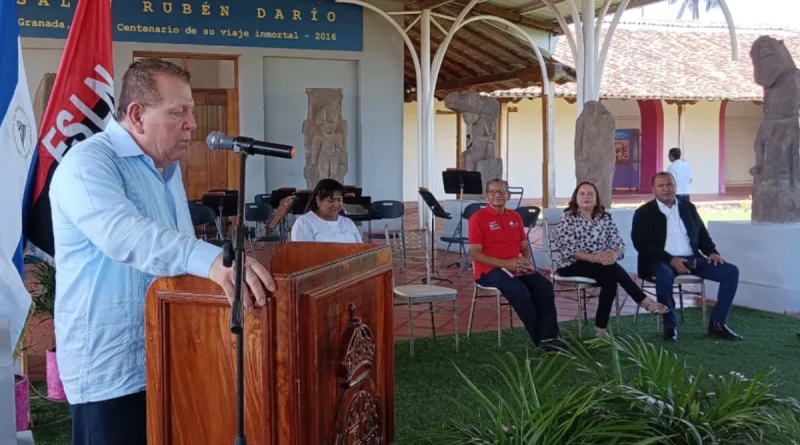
[622,0,799,28]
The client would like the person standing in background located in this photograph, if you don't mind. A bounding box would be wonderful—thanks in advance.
[667,148,692,202]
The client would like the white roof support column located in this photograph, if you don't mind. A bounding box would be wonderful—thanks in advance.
[420,9,432,228]
[335,0,426,227]
[543,0,739,112]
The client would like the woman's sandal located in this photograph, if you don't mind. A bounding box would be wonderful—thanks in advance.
[593,326,610,339]
[640,297,669,314]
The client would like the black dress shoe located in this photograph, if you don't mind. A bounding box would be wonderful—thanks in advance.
[663,327,679,342]
[540,337,568,353]
[708,322,744,341]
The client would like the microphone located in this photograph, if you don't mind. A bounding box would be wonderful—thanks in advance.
[206,131,296,159]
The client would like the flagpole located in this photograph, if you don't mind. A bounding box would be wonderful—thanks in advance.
[224,151,249,445]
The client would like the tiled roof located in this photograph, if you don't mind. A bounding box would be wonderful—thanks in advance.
[486,20,800,102]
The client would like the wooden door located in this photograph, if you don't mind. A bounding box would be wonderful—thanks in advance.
[132,53,240,201]
[182,89,240,200]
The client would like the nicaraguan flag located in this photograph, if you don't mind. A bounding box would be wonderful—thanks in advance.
[0,0,36,350]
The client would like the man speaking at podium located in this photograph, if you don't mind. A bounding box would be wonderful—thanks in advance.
[49,58,276,445]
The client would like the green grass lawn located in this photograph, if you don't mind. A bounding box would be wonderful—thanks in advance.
[28,308,800,444]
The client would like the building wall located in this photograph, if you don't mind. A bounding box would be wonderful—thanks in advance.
[402,97,758,201]
[724,101,762,185]
[20,0,404,203]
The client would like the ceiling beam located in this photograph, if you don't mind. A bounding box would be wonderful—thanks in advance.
[413,0,463,10]
[515,1,547,15]
[436,64,564,91]
[471,3,556,30]
[409,0,556,30]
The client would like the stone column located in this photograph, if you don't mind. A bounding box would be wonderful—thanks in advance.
[749,36,800,223]
[575,100,616,207]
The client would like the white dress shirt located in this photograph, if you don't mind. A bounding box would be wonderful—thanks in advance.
[656,199,694,257]
[291,211,363,243]
[667,159,692,195]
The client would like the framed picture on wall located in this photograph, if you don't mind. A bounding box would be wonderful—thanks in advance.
[615,139,630,164]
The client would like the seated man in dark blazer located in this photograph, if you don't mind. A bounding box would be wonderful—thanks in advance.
[631,172,743,342]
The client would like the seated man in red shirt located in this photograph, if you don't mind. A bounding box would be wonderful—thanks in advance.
[468,179,560,347]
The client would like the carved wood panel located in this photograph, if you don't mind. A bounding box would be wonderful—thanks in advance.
[334,304,382,445]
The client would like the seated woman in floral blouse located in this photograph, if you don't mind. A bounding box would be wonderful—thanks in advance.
[555,181,668,338]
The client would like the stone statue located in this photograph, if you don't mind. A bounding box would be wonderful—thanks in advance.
[34,73,56,131]
[575,101,616,206]
[302,88,348,189]
[749,36,800,223]
[444,91,501,197]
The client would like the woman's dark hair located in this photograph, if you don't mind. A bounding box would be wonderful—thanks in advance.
[565,181,606,219]
[307,178,345,212]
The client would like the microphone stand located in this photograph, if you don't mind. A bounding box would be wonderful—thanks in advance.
[223,150,248,445]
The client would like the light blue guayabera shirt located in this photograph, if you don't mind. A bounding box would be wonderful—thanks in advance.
[49,118,222,404]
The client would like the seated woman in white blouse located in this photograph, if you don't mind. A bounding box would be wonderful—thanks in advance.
[554,181,667,338]
[291,178,363,243]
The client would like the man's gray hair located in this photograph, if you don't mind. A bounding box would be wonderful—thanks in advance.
[485,178,509,191]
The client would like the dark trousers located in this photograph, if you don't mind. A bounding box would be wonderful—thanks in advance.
[558,261,646,329]
[71,390,147,445]
[651,255,739,329]
[677,194,690,202]
[476,268,560,344]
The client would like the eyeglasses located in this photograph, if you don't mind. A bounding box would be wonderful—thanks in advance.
[486,190,507,196]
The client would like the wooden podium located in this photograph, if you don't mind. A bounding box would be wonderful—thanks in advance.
[144,242,395,444]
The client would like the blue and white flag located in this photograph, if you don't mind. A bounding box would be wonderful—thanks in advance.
[0,0,36,351]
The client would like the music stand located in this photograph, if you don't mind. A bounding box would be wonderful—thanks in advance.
[441,170,483,272]
[418,187,453,284]
[202,191,238,239]
[442,169,483,198]
[290,191,312,215]
[267,196,295,243]
[269,187,296,209]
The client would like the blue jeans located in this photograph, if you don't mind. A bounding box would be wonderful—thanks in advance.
[70,390,146,444]
[476,268,560,344]
[651,256,739,328]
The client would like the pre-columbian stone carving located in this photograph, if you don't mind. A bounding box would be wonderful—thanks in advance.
[749,35,800,223]
[34,73,56,130]
[575,101,616,206]
[444,91,501,197]
[302,88,348,189]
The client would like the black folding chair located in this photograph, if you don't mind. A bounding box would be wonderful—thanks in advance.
[244,202,281,256]
[368,200,405,242]
[189,202,225,246]
[516,205,541,263]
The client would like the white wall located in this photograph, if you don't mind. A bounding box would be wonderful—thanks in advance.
[682,101,721,193]
[402,97,579,202]
[724,101,761,185]
[663,102,680,165]
[402,96,742,200]
[602,99,640,131]
[402,101,458,201]
[263,57,359,189]
[20,0,404,203]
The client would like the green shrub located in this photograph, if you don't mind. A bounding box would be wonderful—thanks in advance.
[401,335,800,445]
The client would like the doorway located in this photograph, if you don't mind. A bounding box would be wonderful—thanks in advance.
[132,52,240,200]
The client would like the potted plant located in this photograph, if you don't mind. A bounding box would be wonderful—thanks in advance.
[12,306,34,432]
[30,262,65,401]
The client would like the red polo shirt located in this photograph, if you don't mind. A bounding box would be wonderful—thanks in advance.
[468,206,526,280]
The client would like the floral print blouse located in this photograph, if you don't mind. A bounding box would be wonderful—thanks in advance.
[553,210,625,270]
